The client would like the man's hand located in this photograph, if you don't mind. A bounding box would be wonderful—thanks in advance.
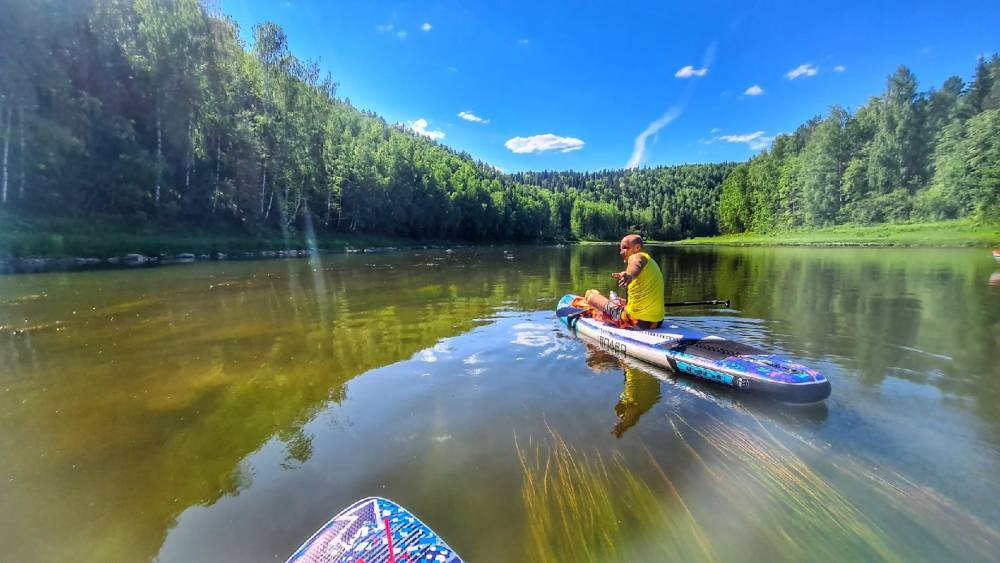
[612,254,646,288]
[611,271,632,287]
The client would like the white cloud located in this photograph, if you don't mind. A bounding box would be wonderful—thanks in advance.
[458,111,489,124]
[408,118,445,140]
[786,64,818,79]
[518,38,531,45]
[744,84,765,96]
[709,127,722,134]
[675,65,709,78]
[421,22,432,32]
[396,30,408,39]
[833,65,846,72]
[505,134,584,154]
[446,66,458,72]
[716,130,773,150]
[375,24,394,32]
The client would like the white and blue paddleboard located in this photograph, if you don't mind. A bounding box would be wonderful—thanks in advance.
[557,294,831,403]
[287,497,462,563]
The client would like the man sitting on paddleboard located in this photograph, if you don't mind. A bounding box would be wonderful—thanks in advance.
[584,234,665,329]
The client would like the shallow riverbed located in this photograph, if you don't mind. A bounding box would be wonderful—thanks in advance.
[2,245,998,562]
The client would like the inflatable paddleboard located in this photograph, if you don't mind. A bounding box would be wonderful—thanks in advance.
[287,497,462,563]
[557,294,830,403]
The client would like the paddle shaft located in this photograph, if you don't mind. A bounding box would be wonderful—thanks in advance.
[664,299,731,307]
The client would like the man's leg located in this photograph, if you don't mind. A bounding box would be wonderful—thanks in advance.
[585,289,611,311]
[586,289,629,325]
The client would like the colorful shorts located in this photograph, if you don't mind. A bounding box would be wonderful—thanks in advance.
[603,299,663,330]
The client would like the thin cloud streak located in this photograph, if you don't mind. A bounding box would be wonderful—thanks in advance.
[627,42,715,168]
[626,107,682,168]
[715,130,774,150]
[718,131,765,143]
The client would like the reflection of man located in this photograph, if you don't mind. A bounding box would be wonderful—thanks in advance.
[583,344,661,439]
[584,234,664,329]
[612,365,661,438]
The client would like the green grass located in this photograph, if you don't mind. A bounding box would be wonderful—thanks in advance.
[670,220,1000,247]
[0,211,452,259]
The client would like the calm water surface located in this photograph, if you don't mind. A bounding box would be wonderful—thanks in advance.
[1,246,998,562]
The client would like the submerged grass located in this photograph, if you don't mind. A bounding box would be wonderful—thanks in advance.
[518,411,1000,562]
[515,424,715,563]
[670,411,900,561]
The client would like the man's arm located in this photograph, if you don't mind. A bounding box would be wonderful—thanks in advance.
[612,253,647,287]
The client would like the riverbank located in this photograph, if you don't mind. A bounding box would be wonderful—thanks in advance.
[0,212,463,274]
[669,220,1000,247]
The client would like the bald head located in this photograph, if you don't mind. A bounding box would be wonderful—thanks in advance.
[618,234,644,260]
[621,234,644,247]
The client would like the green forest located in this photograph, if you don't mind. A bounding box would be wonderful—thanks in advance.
[0,0,997,249]
[716,60,1000,233]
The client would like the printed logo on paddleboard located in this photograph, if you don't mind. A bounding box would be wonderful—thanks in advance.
[737,377,751,389]
[598,335,627,355]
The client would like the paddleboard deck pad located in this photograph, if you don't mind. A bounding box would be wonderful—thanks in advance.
[557,294,830,403]
[287,497,462,563]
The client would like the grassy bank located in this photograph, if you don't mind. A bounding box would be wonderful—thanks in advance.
[0,212,452,259]
[669,220,1000,247]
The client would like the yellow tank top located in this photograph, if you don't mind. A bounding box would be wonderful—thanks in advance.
[625,252,664,322]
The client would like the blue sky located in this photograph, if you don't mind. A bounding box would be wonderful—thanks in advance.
[220,0,999,172]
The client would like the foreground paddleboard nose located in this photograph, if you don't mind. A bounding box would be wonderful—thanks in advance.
[287,497,462,563]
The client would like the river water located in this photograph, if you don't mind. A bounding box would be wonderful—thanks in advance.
[1,245,998,562]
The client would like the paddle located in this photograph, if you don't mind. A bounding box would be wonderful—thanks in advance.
[664,299,731,307]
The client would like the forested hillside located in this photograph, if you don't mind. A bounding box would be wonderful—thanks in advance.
[0,0,996,249]
[510,165,736,240]
[0,0,729,243]
[717,58,1000,233]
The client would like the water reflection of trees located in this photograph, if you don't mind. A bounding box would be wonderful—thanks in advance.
[650,247,995,388]
[651,246,998,442]
[0,250,613,561]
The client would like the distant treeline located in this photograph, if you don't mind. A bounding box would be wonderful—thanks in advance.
[509,165,736,240]
[0,0,728,242]
[717,57,1000,233]
[0,0,996,245]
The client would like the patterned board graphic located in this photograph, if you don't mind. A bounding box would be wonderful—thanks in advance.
[557,294,830,402]
[287,497,462,563]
